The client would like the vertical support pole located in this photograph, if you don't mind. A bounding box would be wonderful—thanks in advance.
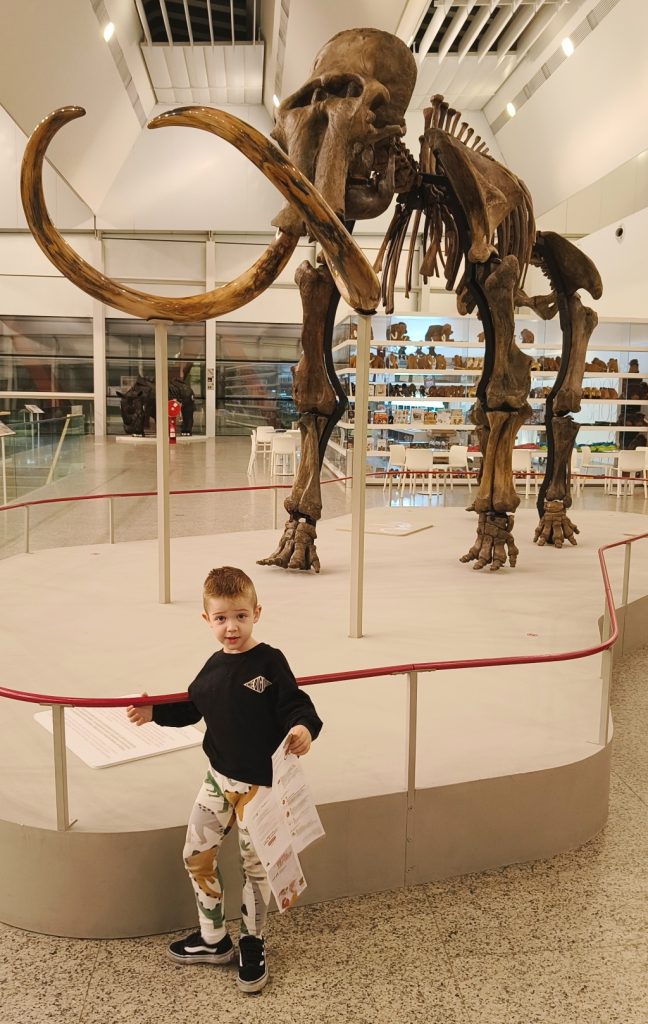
[92,294,107,437]
[620,542,632,653]
[24,504,30,553]
[51,705,71,831]
[272,487,278,530]
[598,601,613,747]
[45,415,72,486]
[349,315,371,638]
[404,670,418,885]
[108,497,115,544]
[153,320,171,604]
[205,239,217,438]
[1,435,7,506]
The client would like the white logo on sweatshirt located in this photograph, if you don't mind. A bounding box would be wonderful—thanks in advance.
[243,675,272,694]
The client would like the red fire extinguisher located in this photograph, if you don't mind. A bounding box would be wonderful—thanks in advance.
[168,399,181,444]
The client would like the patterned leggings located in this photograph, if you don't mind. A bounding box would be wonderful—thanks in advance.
[183,768,271,943]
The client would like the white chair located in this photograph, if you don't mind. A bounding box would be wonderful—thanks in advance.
[570,449,582,497]
[383,444,407,500]
[442,445,472,492]
[246,426,275,474]
[270,432,297,476]
[511,448,536,498]
[399,447,438,501]
[255,425,275,458]
[246,429,258,474]
[612,450,648,497]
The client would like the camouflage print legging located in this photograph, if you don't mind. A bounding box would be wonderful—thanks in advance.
[182,768,271,943]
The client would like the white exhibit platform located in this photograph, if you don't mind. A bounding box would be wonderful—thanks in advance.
[0,507,646,936]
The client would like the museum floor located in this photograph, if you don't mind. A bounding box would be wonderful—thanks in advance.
[1,436,648,1022]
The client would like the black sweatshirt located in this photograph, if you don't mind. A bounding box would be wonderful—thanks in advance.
[152,642,322,785]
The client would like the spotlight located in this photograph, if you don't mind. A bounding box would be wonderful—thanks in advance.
[561,37,574,57]
[103,22,115,42]
[272,94,280,108]
[506,102,516,118]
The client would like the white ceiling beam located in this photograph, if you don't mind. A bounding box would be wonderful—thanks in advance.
[158,0,173,44]
[417,3,452,66]
[395,0,434,46]
[438,2,476,63]
[230,0,236,45]
[133,0,153,47]
[457,3,492,63]
[495,3,538,65]
[206,0,215,45]
[514,2,567,63]
[182,0,194,46]
[476,5,516,63]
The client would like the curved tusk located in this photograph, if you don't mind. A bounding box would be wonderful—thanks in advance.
[20,106,298,323]
[148,105,380,315]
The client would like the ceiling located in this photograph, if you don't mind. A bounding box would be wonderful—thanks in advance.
[133,0,595,113]
[0,0,630,215]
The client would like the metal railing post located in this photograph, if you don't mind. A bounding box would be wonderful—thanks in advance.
[598,603,613,747]
[50,705,73,831]
[405,670,418,885]
[108,497,115,544]
[620,543,632,652]
[24,504,30,553]
[272,487,278,530]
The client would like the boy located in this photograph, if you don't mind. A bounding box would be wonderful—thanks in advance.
[127,566,322,994]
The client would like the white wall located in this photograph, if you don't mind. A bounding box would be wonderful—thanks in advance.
[0,0,143,211]
[578,207,648,320]
[494,0,648,217]
[0,106,93,231]
[0,235,96,316]
[96,103,286,232]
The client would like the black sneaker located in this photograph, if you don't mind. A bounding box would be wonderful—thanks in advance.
[167,929,235,965]
[237,934,268,993]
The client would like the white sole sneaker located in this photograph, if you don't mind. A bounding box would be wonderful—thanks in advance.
[236,967,269,993]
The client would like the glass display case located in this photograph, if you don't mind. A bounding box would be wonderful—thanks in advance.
[213,322,301,435]
[106,319,206,435]
[0,316,94,430]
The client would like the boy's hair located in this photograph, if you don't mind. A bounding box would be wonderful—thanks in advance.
[203,566,258,610]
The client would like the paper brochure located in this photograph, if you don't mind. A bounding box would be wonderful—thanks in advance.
[245,738,325,912]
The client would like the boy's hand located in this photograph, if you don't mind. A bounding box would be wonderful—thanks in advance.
[126,693,153,727]
[284,725,311,757]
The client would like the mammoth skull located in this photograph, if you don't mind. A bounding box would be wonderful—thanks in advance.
[271,28,417,234]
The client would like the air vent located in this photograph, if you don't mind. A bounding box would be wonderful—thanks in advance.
[413,4,506,54]
[137,0,258,45]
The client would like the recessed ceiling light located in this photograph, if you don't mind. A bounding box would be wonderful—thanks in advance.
[272,94,280,108]
[103,22,115,42]
[561,37,574,57]
[506,102,516,118]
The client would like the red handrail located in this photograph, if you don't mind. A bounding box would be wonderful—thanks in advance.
[0,519,642,709]
[0,478,644,703]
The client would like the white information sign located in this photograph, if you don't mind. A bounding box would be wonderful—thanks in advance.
[245,738,325,912]
[34,706,203,769]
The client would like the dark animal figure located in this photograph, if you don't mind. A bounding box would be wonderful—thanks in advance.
[116,376,195,436]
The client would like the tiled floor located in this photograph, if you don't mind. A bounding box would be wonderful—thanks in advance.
[1,435,647,555]
[1,436,647,1022]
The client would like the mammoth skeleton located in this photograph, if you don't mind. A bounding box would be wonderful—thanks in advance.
[21,27,601,573]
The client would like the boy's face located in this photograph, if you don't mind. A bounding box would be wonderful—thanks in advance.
[202,594,261,654]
